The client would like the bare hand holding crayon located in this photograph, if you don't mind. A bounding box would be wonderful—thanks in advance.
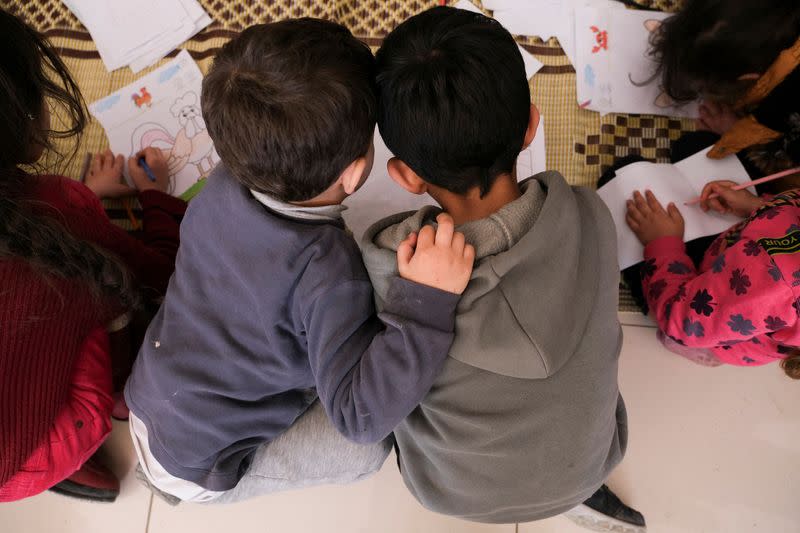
[129,147,170,193]
[398,213,475,295]
[626,190,685,245]
[85,148,134,199]
[699,180,764,217]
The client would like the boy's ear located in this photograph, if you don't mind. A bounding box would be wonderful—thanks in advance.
[387,158,428,195]
[521,104,541,150]
[339,156,369,195]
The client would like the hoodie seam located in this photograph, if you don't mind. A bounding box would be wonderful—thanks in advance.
[492,264,549,376]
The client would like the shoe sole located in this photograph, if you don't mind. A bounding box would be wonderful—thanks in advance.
[565,505,646,533]
[49,480,118,503]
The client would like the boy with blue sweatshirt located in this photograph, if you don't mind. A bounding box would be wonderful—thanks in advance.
[124,18,474,503]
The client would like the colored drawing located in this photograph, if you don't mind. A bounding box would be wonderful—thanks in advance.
[130,92,216,195]
[158,64,181,83]
[132,87,152,108]
[584,64,596,88]
[95,94,121,113]
[590,26,608,53]
[89,50,219,198]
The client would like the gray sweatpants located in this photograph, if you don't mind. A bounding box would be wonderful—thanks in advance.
[131,401,392,504]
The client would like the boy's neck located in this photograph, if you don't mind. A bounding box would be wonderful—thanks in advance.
[429,173,521,225]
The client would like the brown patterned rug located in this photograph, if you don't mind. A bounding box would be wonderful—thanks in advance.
[1,0,692,312]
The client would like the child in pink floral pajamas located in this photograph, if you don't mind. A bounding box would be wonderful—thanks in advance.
[625,180,800,378]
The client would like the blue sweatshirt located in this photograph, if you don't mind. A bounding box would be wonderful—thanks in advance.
[125,165,459,491]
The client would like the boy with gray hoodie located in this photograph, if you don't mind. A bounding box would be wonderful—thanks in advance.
[361,7,645,532]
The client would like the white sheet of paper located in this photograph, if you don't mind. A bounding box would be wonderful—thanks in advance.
[453,0,544,79]
[344,120,547,241]
[574,7,698,117]
[597,147,751,270]
[89,50,219,197]
[484,0,625,68]
[64,0,210,72]
[129,0,211,72]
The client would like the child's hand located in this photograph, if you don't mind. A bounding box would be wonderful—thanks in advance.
[699,180,763,217]
[85,149,134,199]
[697,100,740,135]
[626,190,685,245]
[397,213,475,295]
[128,147,171,193]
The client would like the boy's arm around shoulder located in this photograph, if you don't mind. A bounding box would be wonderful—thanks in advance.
[302,214,473,444]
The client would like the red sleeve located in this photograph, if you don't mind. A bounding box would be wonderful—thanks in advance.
[42,177,187,295]
[0,327,113,501]
[642,236,796,348]
[93,190,187,294]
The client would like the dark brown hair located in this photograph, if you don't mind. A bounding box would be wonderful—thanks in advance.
[650,0,800,104]
[0,9,137,308]
[201,18,376,202]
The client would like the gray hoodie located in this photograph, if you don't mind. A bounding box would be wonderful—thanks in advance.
[361,172,627,524]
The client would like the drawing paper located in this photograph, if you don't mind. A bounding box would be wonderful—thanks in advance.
[574,7,698,116]
[89,50,219,198]
[596,147,752,270]
[63,0,210,72]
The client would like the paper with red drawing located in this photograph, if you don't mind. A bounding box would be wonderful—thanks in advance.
[89,50,219,198]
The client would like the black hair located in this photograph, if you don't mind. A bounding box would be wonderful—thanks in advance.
[651,0,800,104]
[375,6,531,196]
[0,9,137,309]
[202,18,377,202]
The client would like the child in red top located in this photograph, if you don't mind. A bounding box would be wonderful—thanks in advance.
[0,9,186,502]
[625,182,800,378]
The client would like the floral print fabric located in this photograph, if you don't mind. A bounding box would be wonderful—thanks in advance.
[642,191,800,366]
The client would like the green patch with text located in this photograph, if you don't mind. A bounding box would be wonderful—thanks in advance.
[758,230,800,255]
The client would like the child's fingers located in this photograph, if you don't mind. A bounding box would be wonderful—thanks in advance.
[632,190,650,213]
[113,154,125,175]
[667,202,684,222]
[90,153,102,175]
[397,239,415,270]
[434,213,455,247]
[103,148,113,169]
[645,190,665,213]
[417,224,436,249]
[626,199,643,221]
[625,213,640,230]
[463,243,475,263]
[451,231,465,255]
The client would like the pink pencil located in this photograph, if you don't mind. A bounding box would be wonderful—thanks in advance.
[684,167,800,206]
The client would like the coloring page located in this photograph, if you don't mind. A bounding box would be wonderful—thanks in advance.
[574,7,611,111]
[575,7,699,117]
[89,50,219,198]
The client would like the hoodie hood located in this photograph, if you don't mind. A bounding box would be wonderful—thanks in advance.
[362,172,614,379]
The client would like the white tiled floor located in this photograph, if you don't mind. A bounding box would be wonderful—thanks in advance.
[2,323,798,533]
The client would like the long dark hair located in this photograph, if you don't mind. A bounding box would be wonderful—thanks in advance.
[0,9,137,309]
[650,0,800,104]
